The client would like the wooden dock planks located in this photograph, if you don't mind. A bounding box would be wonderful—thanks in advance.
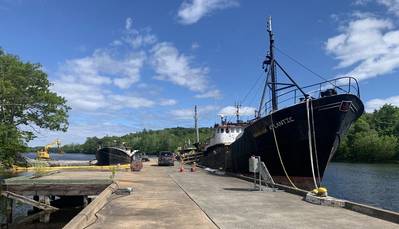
[1,171,114,196]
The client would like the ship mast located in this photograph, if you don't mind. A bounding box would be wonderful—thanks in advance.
[258,17,276,117]
[268,16,278,111]
[235,102,241,123]
[257,16,308,117]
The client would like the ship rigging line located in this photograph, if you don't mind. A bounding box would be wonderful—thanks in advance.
[274,46,344,90]
[241,71,265,105]
[225,70,265,124]
[269,111,298,189]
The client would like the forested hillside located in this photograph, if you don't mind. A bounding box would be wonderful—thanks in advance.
[61,127,213,154]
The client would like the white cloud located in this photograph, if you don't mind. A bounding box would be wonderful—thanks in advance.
[60,49,145,89]
[108,95,154,109]
[159,99,178,106]
[170,105,219,119]
[52,80,155,112]
[195,89,221,99]
[365,95,399,112]
[122,30,157,49]
[150,42,209,92]
[30,122,135,146]
[53,48,151,111]
[52,82,107,111]
[353,0,371,5]
[177,0,239,25]
[41,17,224,145]
[125,17,133,30]
[377,0,399,16]
[325,17,399,81]
[218,106,256,117]
[191,42,200,50]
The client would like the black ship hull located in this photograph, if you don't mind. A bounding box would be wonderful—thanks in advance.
[202,94,363,190]
[96,147,132,165]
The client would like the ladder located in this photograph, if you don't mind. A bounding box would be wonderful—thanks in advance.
[250,156,275,191]
[259,161,275,190]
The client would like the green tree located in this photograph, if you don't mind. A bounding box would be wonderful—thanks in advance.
[352,131,397,162]
[371,104,399,136]
[335,105,399,162]
[0,49,70,165]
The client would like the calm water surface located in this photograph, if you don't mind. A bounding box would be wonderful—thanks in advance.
[322,162,399,212]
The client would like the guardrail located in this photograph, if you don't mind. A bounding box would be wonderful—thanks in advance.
[261,76,360,116]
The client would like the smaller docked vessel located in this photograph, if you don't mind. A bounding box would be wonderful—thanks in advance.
[96,146,138,165]
[201,109,249,170]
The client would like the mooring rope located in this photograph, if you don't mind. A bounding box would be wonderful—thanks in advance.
[306,99,319,189]
[310,99,321,185]
[270,111,298,189]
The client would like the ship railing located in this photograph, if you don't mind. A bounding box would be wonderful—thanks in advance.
[181,151,203,164]
[261,76,360,115]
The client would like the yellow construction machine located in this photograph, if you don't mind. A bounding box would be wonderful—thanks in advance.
[36,139,63,160]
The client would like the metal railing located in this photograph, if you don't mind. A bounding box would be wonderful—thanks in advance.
[181,151,203,164]
[261,76,360,115]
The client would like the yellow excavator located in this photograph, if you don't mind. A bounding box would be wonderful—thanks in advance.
[36,139,63,160]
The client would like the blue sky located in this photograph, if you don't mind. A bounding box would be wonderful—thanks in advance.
[1,0,399,146]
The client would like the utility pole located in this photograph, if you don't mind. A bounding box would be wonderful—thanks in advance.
[194,105,199,143]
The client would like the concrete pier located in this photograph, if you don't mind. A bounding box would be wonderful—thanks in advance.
[65,160,398,229]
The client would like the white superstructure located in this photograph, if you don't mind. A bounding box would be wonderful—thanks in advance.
[205,123,246,150]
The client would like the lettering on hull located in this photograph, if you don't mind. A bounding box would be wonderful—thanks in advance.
[253,116,295,138]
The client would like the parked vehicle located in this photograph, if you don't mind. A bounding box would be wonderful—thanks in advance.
[158,151,174,166]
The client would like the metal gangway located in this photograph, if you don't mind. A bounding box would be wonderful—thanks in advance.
[249,156,276,191]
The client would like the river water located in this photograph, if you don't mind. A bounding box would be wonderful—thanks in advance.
[322,162,399,212]
[1,154,398,226]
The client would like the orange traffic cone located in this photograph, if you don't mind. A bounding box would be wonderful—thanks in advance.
[190,162,197,172]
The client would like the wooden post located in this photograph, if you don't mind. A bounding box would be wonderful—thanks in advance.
[6,198,13,223]
[39,195,51,223]
[40,212,51,223]
[33,195,39,212]
[83,195,88,207]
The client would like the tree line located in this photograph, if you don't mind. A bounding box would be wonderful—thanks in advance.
[334,104,399,162]
[61,127,213,155]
